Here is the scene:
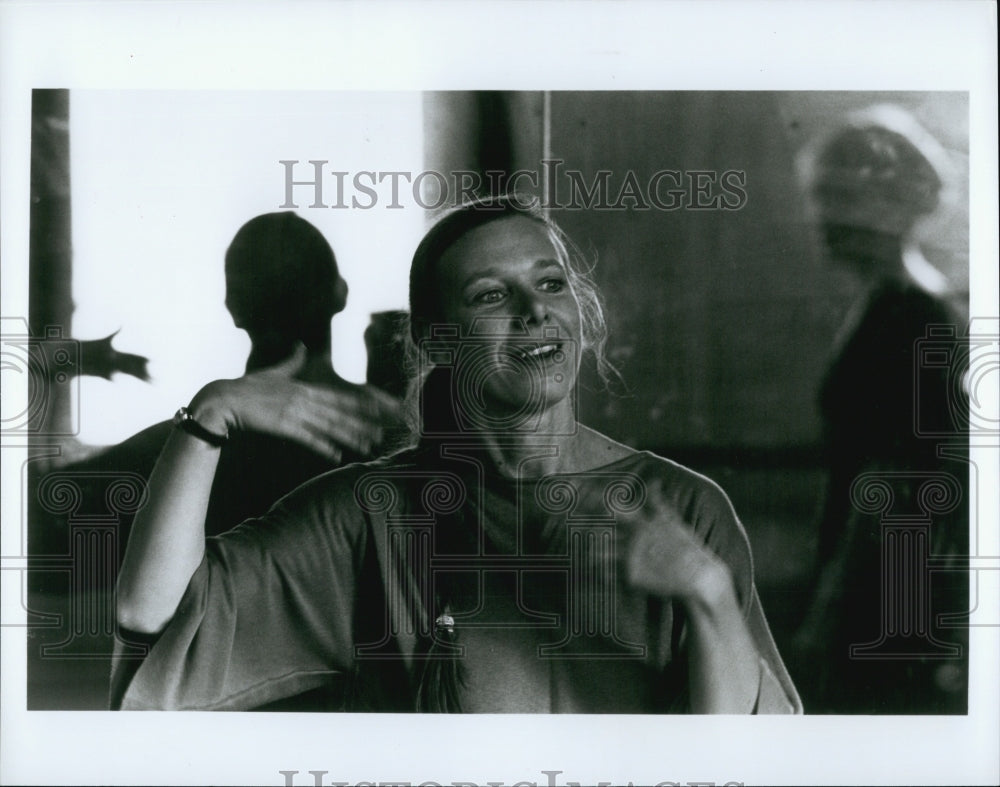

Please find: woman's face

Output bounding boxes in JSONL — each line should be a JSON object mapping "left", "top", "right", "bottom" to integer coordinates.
{"left": 430, "top": 214, "right": 583, "bottom": 424}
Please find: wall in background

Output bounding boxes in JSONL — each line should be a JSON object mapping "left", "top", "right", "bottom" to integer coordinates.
{"left": 547, "top": 91, "right": 968, "bottom": 451}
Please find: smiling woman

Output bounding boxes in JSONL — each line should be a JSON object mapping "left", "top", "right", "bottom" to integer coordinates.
{"left": 407, "top": 205, "right": 588, "bottom": 445}
{"left": 112, "top": 195, "right": 801, "bottom": 714}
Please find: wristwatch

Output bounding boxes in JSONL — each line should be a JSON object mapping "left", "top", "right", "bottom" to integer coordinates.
{"left": 172, "top": 406, "right": 229, "bottom": 447}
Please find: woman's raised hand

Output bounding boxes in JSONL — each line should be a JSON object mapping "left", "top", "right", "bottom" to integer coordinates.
{"left": 188, "top": 345, "right": 402, "bottom": 462}
{"left": 618, "top": 484, "right": 733, "bottom": 606}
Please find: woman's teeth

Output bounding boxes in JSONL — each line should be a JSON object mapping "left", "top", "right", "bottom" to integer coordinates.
{"left": 507, "top": 342, "right": 564, "bottom": 361}
{"left": 527, "top": 344, "right": 559, "bottom": 357}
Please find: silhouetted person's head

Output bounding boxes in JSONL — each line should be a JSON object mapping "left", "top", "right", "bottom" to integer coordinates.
{"left": 811, "top": 108, "right": 945, "bottom": 277}
{"left": 224, "top": 212, "right": 347, "bottom": 369}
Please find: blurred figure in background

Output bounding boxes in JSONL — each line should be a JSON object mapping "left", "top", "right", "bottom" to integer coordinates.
{"left": 794, "top": 107, "right": 969, "bottom": 713}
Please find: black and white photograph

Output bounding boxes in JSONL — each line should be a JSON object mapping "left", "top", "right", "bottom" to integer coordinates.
{"left": 2, "top": 2, "right": 997, "bottom": 785}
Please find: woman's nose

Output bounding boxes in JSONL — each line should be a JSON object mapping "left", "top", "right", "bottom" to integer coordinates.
{"left": 515, "top": 289, "right": 549, "bottom": 324}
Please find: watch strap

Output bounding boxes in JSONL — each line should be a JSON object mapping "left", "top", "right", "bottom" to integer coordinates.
{"left": 172, "top": 406, "right": 229, "bottom": 447}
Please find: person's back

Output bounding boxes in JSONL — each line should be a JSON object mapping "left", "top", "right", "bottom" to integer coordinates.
{"left": 204, "top": 211, "right": 386, "bottom": 534}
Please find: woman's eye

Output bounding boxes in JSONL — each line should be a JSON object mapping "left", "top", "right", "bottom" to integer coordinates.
{"left": 540, "top": 278, "right": 566, "bottom": 293}
{"left": 474, "top": 289, "right": 506, "bottom": 305}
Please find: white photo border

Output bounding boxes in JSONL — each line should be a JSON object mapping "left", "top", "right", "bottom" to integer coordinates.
{"left": 1, "top": 2, "right": 997, "bottom": 786}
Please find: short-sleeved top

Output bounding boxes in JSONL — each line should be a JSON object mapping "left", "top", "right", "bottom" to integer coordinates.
{"left": 111, "top": 448, "right": 801, "bottom": 713}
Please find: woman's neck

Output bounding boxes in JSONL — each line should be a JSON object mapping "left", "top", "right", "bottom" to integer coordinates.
{"left": 466, "top": 405, "right": 634, "bottom": 480}
{"left": 468, "top": 399, "right": 578, "bottom": 479}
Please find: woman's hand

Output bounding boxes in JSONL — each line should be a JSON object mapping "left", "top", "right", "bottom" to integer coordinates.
{"left": 188, "top": 345, "right": 402, "bottom": 462}
{"left": 619, "top": 485, "right": 734, "bottom": 608}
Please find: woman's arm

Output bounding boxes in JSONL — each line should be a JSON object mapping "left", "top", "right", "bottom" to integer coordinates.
{"left": 675, "top": 564, "right": 762, "bottom": 713}
{"left": 624, "top": 486, "right": 766, "bottom": 713}
{"left": 115, "top": 420, "right": 223, "bottom": 634}
{"left": 116, "top": 347, "right": 397, "bottom": 635}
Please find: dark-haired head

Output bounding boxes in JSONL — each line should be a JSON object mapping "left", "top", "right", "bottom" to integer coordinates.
{"left": 225, "top": 212, "right": 347, "bottom": 360}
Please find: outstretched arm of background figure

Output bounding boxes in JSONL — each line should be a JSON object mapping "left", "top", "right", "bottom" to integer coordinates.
{"left": 78, "top": 330, "right": 151, "bottom": 381}
{"left": 116, "top": 345, "right": 399, "bottom": 635}
{"left": 623, "top": 487, "right": 764, "bottom": 714}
